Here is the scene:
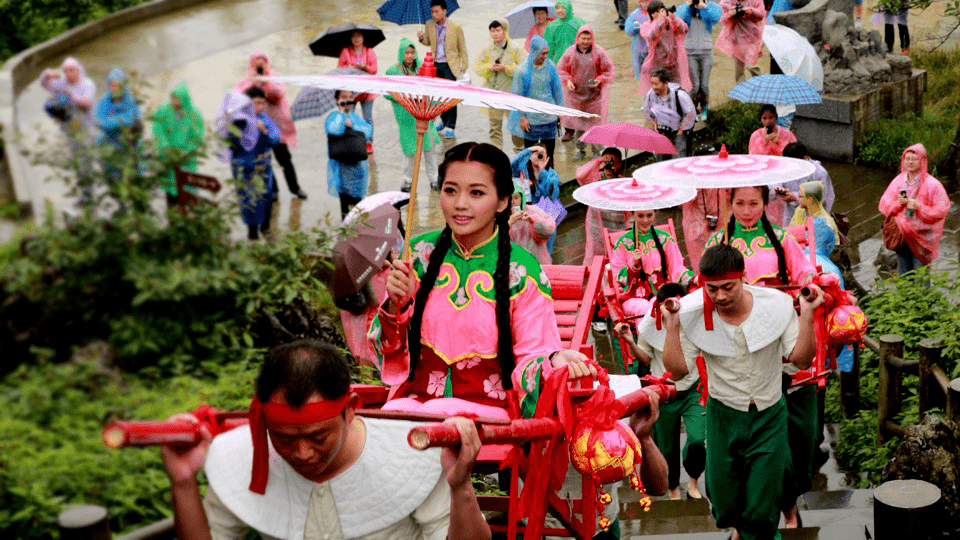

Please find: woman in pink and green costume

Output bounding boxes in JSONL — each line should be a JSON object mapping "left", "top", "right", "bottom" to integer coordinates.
{"left": 705, "top": 184, "right": 817, "bottom": 531}
{"left": 370, "top": 142, "right": 594, "bottom": 419}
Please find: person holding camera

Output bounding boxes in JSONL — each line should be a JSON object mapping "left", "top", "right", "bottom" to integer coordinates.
{"left": 624, "top": 0, "right": 651, "bottom": 80}
{"left": 235, "top": 51, "right": 307, "bottom": 200}
{"left": 41, "top": 57, "right": 97, "bottom": 204}
{"left": 576, "top": 148, "right": 629, "bottom": 263}
{"left": 337, "top": 30, "right": 379, "bottom": 155}
{"left": 557, "top": 26, "right": 616, "bottom": 161}
{"left": 476, "top": 19, "right": 526, "bottom": 153}
{"left": 716, "top": 0, "right": 765, "bottom": 83}
{"left": 642, "top": 69, "right": 696, "bottom": 160}
{"left": 748, "top": 105, "right": 797, "bottom": 224}
{"left": 95, "top": 68, "right": 143, "bottom": 182}
{"left": 878, "top": 143, "right": 950, "bottom": 275}
{"left": 676, "top": 0, "right": 722, "bottom": 122}
{"left": 638, "top": 0, "right": 691, "bottom": 98}
{"left": 326, "top": 90, "right": 373, "bottom": 219}
{"left": 508, "top": 179, "right": 556, "bottom": 265}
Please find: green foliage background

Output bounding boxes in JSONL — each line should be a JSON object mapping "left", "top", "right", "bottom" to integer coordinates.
{"left": 832, "top": 266, "right": 960, "bottom": 486}
{"left": 855, "top": 48, "right": 960, "bottom": 170}
{"left": 0, "top": 0, "right": 152, "bottom": 61}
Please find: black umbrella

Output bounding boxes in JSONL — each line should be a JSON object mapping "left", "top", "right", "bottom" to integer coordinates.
{"left": 309, "top": 23, "right": 386, "bottom": 58}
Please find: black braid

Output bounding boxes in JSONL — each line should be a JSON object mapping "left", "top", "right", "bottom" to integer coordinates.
{"left": 493, "top": 210, "right": 516, "bottom": 389}
{"left": 651, "top": 228, "right": 669, "bottom": 281}
{"left": 724, "top": 213, "right": 737, "bottom": 245}
{"left": 407, "top": 226, "right": 454, "bottom": 381}
{"left": 759, "top": 213, "right": 789, "bottom": 285}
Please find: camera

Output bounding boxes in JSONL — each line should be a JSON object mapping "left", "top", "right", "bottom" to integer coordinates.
{"left": 707, "top": 215, "right": 718, "bottom": 230}
{"left": 256, "top": 65, "right": 264, "bottom": 75}
{"left": 338, "top": 100, "right": 354, "bottom": 107}
{"left": 494, "top": 58, "right": 501, "bottom": 64}
{"left": 899, "top": 189, "right": 908, "bottom": 197}
{"left": 536, "top": 151, "right": 545, "bottom": 160}
{"left": 733, "top": 2, "right": 745, "bottom": 17}
{"left": 766, "top": 125, "right": 774, "bottom": 134}
{"left": 666, "top": 5, "right": 677, "bottom": 13}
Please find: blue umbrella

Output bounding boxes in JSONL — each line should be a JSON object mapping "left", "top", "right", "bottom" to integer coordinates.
{"left": 727, "top": 74, "right": 822, "bottom": 105}
{"left": 377, "top": 0, "right": 460, "bottom": 25}
{"left": 290, "top": 68, "right": 365, "bottom": 122}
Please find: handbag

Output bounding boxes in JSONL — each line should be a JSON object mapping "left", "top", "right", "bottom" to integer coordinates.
{"left": 328, "top": 126, "right": 367, "bottom": 164}
{"left": 881, "top": 214, "right": 904, "bottom": 251}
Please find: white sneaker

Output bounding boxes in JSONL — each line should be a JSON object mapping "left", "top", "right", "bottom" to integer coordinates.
{"left": 592, "top": 321, "right": 607, "bottom": 333}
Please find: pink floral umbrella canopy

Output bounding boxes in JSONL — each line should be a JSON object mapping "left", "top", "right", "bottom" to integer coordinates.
{"left": 573, "top": 177, "right": 697, "bottom": 211}
{"left": 633, "top": 147, "right": 816, "bottom": 188}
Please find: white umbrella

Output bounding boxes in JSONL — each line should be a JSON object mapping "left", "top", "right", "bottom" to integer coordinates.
{"left": 573, "top": 177, "right": 696, "bottom": 212}
{"left": 344, "top": 191, "right": 410, "bottom": 225}
{"left": 762, "top": 24, "right": 824, "bottom": 92}
{"left": 504, "top": 1, "right": 557, "bottom": 39}
{"left": 268, "top": 73, "right": 596, "bottom": 258}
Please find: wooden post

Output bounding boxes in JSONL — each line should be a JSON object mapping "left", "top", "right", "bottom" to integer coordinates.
{"left": 874, "top": 479, "right": 941, "bottom": 540}
{"left": 918, "top": 339, "right": 945, "bottom": 417}
{"left": 877, "top": 334, "right": 904, "bottom": 446}
{"left": 58, "top": 505, "right": 111, "bottom": 540}
{"left": 949, "top": 378, "right": 960, "bottom": 425}
{"left": 840, "top": 343, "right": 861, "bottom": 417}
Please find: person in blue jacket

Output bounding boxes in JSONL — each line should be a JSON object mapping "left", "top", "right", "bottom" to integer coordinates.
{"left": 511, "top": 146, "right": 561, "bottom": 254}
{"left": 326, "top": 89, "right": 373, "bottom": 219}
{"left": 228, "top": 86, "right": 280, "bottom": 240}
{"left": 624, "top": 1, "right": 651, "bottom": 80}
{"left": 95, "top": 67, "right": 142, "bottom": 180}
{"left": 675, "top": 0, "right": 721, "bottom": 121}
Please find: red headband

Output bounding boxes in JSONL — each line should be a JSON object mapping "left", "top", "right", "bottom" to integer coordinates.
{"left": 699, "top": 271, "right": 744, "bottom": 331}
{"left": 248, "top": 394, "right": 350, "bottom": 494}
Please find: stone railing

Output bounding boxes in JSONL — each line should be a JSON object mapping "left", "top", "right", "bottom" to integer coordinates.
{"left": 0, "top": 0, "right": 214, "bottom": 219}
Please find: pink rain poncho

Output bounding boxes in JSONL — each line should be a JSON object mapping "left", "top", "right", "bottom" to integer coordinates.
{"left": 749, "top": 125, "right": 797, "bottom": 225}
{"left": 337, "top": 46, "right": 378, "bottom": 103}
{"left": 878, "top": 144, "right": 951, "bottom": 265}
{"left": 715, "top": 0, "right": 766, "bottom": 66}
{"left": 234, "top": 51, "right": 297, "bottom": 147}
{"left": 556, "top": 26, "right": 616, "bottom": 132}
{"left": 339, "top": 268, "right": 388, "bottom": 368}
{"left": 638, "top": 15, "right": 692, "bottom": 97}
{"left": 681, "top": 188, "right": 724, "bottom": 271}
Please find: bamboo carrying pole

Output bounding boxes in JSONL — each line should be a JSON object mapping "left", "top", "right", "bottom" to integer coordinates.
{"left": 384, "top": 92, "right": 461, "bottom": 260}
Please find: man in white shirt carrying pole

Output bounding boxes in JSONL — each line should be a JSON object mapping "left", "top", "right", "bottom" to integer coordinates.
{"left": 659, "top": 245, "right": 822, "bottom": 540}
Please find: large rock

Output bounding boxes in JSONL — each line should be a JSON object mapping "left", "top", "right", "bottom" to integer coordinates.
{"left": 882, "top": 414, "right": 960, "bottom": 536}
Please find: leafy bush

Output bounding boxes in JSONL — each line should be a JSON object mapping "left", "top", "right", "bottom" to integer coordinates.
{"left": 854, "top": 111, "right": 955, "bottom": 170}
{"left": 0, "top": 0, "right": 153, "bottom": 60}
{"left": 0, "top": 357, "right": 257, "bottom": 538}
{"left": 832, "top": 265, "right": 960, "bottom": 485}
{"left": 700, "top": 102, "right": 761, "bottom": 155}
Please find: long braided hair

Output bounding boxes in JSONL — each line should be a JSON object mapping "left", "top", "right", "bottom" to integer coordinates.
{"left": 407, "top": 142, "right": 517, "bottom": 388}
{"left": 726, "top": 186, "right": 789, "bottom": 285}
{"left": 632, "top": 211, "right": 670, "bottom": 283}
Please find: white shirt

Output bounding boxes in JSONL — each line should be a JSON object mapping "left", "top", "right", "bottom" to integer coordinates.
{"left": 677, "top": 285, "right": 799, "bottom": 412}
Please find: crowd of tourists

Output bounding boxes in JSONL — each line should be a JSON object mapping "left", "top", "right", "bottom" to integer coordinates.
{"left": 37, "top": 1, "right": 951, "bottom": 540}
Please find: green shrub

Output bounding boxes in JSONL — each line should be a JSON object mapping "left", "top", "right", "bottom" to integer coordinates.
{"left": 700, "top": 102, "right": 761, "bottom": 155}
{"left": 831, "top": 265, "right": 960, "bottom": 484}
{"left": 854, "top": 111, "right": 955, "bottom": 170}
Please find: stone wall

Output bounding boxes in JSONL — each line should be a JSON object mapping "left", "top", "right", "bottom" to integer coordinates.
{"left": 792, "top": 69, "right": 927, "bottom": 161}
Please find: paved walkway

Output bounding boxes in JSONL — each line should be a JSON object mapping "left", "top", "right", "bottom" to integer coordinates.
{"left": 9, "top": 0, "right": 959, "bottom": 254}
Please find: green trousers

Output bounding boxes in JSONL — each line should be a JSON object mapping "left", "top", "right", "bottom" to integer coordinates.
{"left": 783, "top": 385, "right": 818, "bottom": 510}
{"left": 705, "top": 396, "right": 789, "bottom": 540}
{"left": 653, "top": 385, "right": 707, "bottom": 489}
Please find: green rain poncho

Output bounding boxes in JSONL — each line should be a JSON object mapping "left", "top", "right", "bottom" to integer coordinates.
{"left": 152, "top": 81, "right": 204, "bottom": 196}
{"left": 384, "top": 38, "right": 440, "bottom": 156}
{"left": 543, "top": 0, "right": 586, "bottom": 64}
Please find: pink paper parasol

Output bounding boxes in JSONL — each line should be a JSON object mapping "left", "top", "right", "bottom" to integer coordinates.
{"left": 269, "top": 73, "right": 595, "bottom": 259}
{"left": 573, "top": 177, "right": 696, "bottom": 212}
{"left": 579, "top": 123, "right": 677, "bottom": 155}
{"left": 631, "top": 145, "right": 815, "bottom": 189}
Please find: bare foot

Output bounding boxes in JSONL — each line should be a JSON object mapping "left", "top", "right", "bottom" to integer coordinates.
{"left": 687, "top": 478, "right": 702, "bottom": 499}
{"left": 668, "top": 487, "right": 682, "bottom": 500}
{"left": 730, "top": 529, "right": 741, "bottom": 540}
{"left": 783, "top": 505, "right": 799, "bottom": 528}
